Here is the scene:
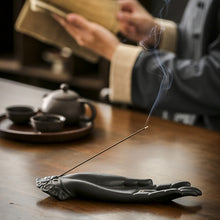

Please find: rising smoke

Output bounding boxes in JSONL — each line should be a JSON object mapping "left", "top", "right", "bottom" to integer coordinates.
{"left": 139, "top": 0, "right": 173, "bottom": 125}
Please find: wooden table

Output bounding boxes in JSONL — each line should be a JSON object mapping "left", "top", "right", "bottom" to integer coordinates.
{"left": 0, "top": 78, "right": 220, "bottom": 220}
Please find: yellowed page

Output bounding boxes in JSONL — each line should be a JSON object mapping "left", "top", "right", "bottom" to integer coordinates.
{"left": 15, "top": 1, "right": 100, "bottom": 63}
{"left": 35, "top": 0, "right": 119, "bottom": 33}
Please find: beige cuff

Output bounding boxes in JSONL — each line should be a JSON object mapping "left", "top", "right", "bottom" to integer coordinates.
{"left": 109, "top": 44, "right": 142, "bottom": 104}
{"left": 155, "top": 18, "right": 177, "bottom": 53}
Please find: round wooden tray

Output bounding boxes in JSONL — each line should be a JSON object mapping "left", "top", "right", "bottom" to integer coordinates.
{"left": 0, "top": 115, "right": 93, "bottom": 143}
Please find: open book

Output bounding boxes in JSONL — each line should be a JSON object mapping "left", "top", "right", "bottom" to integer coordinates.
{"left": 15, "top": 0, "right": 119, "bottom": 63}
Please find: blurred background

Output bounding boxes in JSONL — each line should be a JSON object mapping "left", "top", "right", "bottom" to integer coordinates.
{"left": 0, "top": 0, "right": 188, "bottom": 101}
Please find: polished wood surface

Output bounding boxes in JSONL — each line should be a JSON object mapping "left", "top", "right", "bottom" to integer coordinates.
{"left": 0, "top": 78, "right": 220, "bottom": 220}
{"left": 0, "top": 115, "right": 93, "bottom": 143}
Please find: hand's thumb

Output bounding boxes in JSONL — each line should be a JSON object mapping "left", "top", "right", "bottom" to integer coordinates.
{"left": 117, "top": 11, "right": 134, "bottom": 23}
{"left": 66, "top": 14, "right": 89, "bottom": 29}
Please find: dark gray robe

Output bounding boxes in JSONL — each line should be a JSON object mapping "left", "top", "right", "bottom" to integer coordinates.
{"left": 132, "top": 0, "right": 220, "bottom": 131}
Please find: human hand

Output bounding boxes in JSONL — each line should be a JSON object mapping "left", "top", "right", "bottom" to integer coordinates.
{"left": 117, "top": 0, "right": 161, "bottom": 47}
{"left": 53, "top": 14, "right": 120, "bottom": 61}
{"left": 133, "top": 181, "right": 202, "bottom": 203}
{"left": 36, "top": 174, "right": 202, "bottom": 202}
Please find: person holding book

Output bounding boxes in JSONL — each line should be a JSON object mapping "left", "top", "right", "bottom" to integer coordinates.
{"left": 53, "top": 0, "right": 220, "bottom": 131}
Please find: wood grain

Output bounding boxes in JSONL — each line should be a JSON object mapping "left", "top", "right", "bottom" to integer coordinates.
{"left": 0, "top": 78, "right": 220, "bottom": 220}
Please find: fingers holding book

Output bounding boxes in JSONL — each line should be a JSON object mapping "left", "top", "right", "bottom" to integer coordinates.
{"left": 52, "top": 13, "right": 119, "bottom": 61}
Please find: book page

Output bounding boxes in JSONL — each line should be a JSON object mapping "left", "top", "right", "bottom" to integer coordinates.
{"left": 15, "top": 1, "right": 100, "bottom": 63}
{"left": 33, "top": 0, "right": 119, "bottom": 33}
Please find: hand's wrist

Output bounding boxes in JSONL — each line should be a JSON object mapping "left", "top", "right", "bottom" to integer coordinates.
{"left": 149, "top": 20, "right": 162, "bottom": 48}
{"left": 140, "top": 19, "right": 162, "bottom": 49}
{"left": 105, "top": 40, "right": 120, "bottom": 61}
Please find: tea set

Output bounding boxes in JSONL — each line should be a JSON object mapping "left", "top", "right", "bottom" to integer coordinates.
{"left": 6, "top": 83, "right": 96, "bottom": 132}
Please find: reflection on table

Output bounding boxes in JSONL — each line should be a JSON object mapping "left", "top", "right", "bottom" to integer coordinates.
{"left": 0, "top": 78, "right": 220, "bottom": 220}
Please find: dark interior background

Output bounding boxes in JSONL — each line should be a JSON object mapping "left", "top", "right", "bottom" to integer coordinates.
{"left": 149, "top": 0, "right": 189, "bottom": 22}
{"left": 0, "top": 0, "right": 189, "bottom": 101}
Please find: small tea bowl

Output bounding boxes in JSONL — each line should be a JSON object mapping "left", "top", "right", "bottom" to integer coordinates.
{"left": 30, "top": 114, "right": 66, "bottom": 132}
{"left": 6, "top": 105, "right": 36, "bottom": 124}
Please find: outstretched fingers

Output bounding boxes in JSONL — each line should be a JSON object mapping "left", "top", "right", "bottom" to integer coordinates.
{"left": 179, "top": 186, "right": 202, "bottom": 197}
{"left": 172, "top": 181, "right": 191, "bottom": 188}
{"left": 149, "top": 181, "right": 202, "bottom": 202}
{"left": 124, "top": 178, "right": 153, "bottom": 187}
{"left": 147, "top": 186, "right": 201, "bottom": 202}
{"left": 156, "top": 181, "right": 191, "bottom": 190}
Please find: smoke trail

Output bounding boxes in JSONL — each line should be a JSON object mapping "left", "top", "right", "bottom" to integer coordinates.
{"left": 158, "top": 0, "right": 171, "bottom": 18}
{"left": 139, "top": 0, "right": 173, "bottom": 126}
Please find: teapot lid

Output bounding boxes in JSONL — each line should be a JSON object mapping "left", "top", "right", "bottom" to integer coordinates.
{"left": 48, "top": 84, "right": 79, "bottom": 101}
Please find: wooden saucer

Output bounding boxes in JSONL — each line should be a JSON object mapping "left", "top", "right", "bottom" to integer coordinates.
{"left": 0, "top": 114, "right": 93, "bottom": 143}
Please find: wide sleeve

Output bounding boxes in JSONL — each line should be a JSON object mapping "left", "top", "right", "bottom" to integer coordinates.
{"left": 109, "top": 44, "right": 142, "bottom": 103}
{"left": 132, "top": 34, "right": 220, "bottom": 115}
{"left": 109, "top": 19, "right": 178, "bottom": 104}
{"left": 155, "top": 18, "right": 178, "bottom": 53}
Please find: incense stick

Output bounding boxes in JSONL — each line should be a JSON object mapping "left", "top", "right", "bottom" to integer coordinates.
{"left": 58, "top": 126, "right": 148, "bottom": 177}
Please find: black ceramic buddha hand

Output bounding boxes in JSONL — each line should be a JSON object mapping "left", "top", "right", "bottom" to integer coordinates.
{"left": 36, "top": 173, "right": 202, "bottom": 202}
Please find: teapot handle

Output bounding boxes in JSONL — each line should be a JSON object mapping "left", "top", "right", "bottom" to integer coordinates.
{"left": 78, "top": 99, "right": 96, "bottom": 122}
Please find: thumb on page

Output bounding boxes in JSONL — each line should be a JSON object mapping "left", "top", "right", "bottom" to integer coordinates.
{"left": 66, "top": 14, "right": 90, "bottom": 30}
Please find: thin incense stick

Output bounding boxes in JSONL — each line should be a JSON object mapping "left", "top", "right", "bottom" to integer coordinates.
{"left": 59, "top": 126, "right": 148, "bottom": 177}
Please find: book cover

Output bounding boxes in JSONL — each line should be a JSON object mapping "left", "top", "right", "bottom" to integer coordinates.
{"left": 15, "top": 0, "right": 119, "bottom": 63}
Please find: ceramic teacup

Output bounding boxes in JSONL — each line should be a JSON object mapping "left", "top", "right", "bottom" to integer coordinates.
{"left": 6, "top": 105, "right": 36, "bottom": 124}
{"left": 30, "top": 114, "right": 66, "bottom": 132}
